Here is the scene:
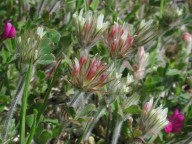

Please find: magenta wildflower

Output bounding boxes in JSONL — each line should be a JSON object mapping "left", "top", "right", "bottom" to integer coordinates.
{"left": 164, "top": 109, "right": 184, "bottom": 133}
{"left": 2, "top": 20, "right": 16, "bottom": 40}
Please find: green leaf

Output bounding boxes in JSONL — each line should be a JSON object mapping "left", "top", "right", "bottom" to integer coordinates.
{"left": 76, "top": 0, "right": 84, "bottom": 10}
{"left": 90, "top": 0, "right": 99, "bottom": 10}
{"left": 36, "top": 71, "right": 46, "bottom": 80}
{"left": 37, "top": 130, "right": 52, "bottom": 144}
{"left": 44, "top": 118, "right": 58, "bottom": 124}
{"left": 67, "top": 106, "right": 76, "bottom": 118}
{"left": 166, "top": 69, "right": 181, "bottom": 76}
{"left": 39, "top": 38, "right": 52, "bottom": 55}
{"left": 124, "top": 105, "right": 141, "bottom": 115}
{"left": 125, "top": 5, "right": 140, "bottom": 21}
{"left": 45, "top": 29, "right": 61, "bottom": 43}
{"left": 38, "top": 54, "right": 55, "bottom": 65}
{"left": 26, "top": 114, "right": 35, "bottom": 128}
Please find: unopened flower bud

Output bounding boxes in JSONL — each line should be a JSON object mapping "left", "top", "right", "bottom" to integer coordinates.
{"left": 144, "top": 98, "right": 153, "bottom": 113}
{"left": 99, "top": 74, "right": 108, "bottom": 83}
{"left": 87, "top": 65, "right": 97, "bottom": 80}
{"left": 128, "top": 117, "right": 133, "bottom": 127}
{"left": 79, "top": 51, "right": 88, "bottom": 65}
{"left": 182, "top": 32, "right": 192, "bottom": 44}
{"left": 133, "top": 47, "right": 148, "bottom": 80}
{"left": 73, "top": 58, "right": 80, "bottom": 77}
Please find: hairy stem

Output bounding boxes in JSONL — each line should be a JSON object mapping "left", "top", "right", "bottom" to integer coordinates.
{"left": 81, "top": 106, "right": 106, "bottom": 142}
{"left": 111, "top": 120, "right": 123, "bottom": 144}
{"left": 185, "top": 41, "right": 192, "bottom": 64}
{"left": 20, "top": 62, "right": 33, "bottom": 144}
{"left": 3, "top": 76, "right": 24, "bottom": 142}
{"left": 69, "top": 91, "right": 85, "bottom": 109}
{"left": 105, "top": 106, "right": 112, "bottom": 144}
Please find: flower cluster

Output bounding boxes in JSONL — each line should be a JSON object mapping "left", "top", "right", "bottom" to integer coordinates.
{"left": 104, "top": 22, "right": 134, "bottom": 59}
{"left": 107, "top": 70, "right": 134, "bottom": 95}
{"left": 16, "top": 27, "right": 49, "bottom": 65}
{"left": 1, "top": 20, "right": 16, "bottom": 40}
{"left": 73, "top": 9, "right": 109, "bottom": 49}
{"left": 138, "top": 98, "right": 168, "bottom": 139}
{"left": 164, "top": 109, "right": 184, "bottom": 133}
{"left": 68, "top": 51, "right": 109, "bottom": 92}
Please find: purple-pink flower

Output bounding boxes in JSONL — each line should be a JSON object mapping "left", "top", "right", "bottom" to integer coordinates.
{"left": 2, "top": 20, "right": 16, "bottom": 40}
{"left": 164, "top": 109, "right": 184, "bottom": 133}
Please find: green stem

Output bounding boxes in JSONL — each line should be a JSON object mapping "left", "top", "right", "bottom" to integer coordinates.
{"left": 84, "top": 0, "right": 88, "bottom": 11}
{"left": 19, "top": 62, "right": 33, "bottom": 144}
{"left": 36, "top": 60, "right": 61, "bottom": 125}
{"left": 26, "top": 110, "right": 38, "bottom": 144}
{"left": 18, "top": 0, "right": 22, "bottom": 19}
{"left": 81, "top": 106, "right": 106, "bottom": 142}
{"left": 5, "top": 67, "right": 11, "bottom": 96}
{"left": 105, "top": 106, "right": 112, "bottom": 144}
{"left": 0, "top": 41, "right": 4, "bottom": 51}
{"left": 182, "top": 93, "right": 192, "bottom": 113}
{"left": 160, "top": 0, "right": 165, "bottom": 18}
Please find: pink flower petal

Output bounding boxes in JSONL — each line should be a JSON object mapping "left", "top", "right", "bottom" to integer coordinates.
{"left": 2, "top": 21, "right": 12, "bottom": 39}
{"left": 164, "top": 122, "right": 173, "bottom": 133}
{"left": 8, "top": 26, "right": 16, "bottom": 38}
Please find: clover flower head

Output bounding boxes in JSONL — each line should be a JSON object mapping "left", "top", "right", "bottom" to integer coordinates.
{"left": 138, "top": 98, "right": 168, "bottom": 139}
{"left": 104, "top": 22, "right": 134, "bottom": 59}
{"left": 68, "top": 51, "right": 110, "bottom": 92}
{"left": 73, "top": 9, "right": 109, "bottom": 49}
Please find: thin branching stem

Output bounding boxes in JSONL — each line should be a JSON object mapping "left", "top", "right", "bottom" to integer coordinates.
{"left": 36, "top": 60, "right": 61, "bottom": 125}
{"left": 160, "top": 0, "right": 165, "bottom": 18}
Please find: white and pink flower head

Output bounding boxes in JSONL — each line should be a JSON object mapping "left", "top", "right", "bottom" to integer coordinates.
{"left": 104, "top": 22, "right": 134, "bottom": 59}
{"left": 68, "top": 51, "right": 110, "bottom": 92}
